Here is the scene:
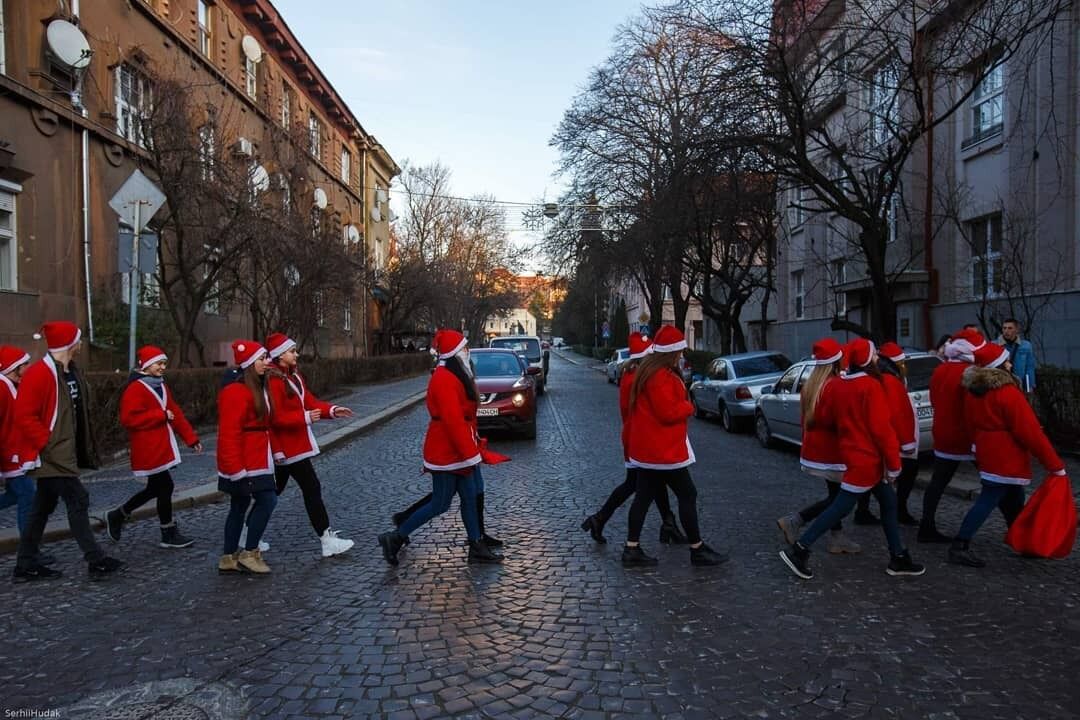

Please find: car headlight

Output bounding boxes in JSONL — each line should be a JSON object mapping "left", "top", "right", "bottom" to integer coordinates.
{"left": 512, "top": 393, "right": 526, "bottom": 407}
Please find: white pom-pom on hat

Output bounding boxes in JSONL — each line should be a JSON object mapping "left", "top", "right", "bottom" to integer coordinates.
{"left": 33, "top": 333, "right": 42, "bottom": 340}
{"left": 237, "top": 343, "right": 246, "bottom": 352}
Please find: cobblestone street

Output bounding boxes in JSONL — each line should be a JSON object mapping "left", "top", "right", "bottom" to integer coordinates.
{"left": 2, "top": 354, "right": 1079, "bottom": 719}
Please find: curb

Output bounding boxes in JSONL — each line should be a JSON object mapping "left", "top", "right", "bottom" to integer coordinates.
{"left": 553, "top": 350, "right": 607, "bottom": 374}
{"left": 0, "top": 390, "right": 427, "bottom": 554}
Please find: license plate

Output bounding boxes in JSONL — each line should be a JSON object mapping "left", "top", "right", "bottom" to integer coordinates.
{"left": 477, "top": 408, "right": 499, "bottom": 417}
{"left": 917, "top": 406, "right": 933, "bottom": 419}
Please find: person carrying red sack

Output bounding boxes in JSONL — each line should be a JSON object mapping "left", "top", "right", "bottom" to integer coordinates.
{"left": 378, "top": 329, "right": 503, "bottom": 566}
{"left": 106, "top": 346, "right": 202, "bottom": 549}
{"left": 948, "top": 343, "right": 1068, "bottom": 568}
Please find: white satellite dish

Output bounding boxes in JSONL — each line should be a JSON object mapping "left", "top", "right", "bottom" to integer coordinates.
{"left": 313, "top": 188, "right": 328, "bottom": 209}
{"left": 250, "top": 164, "right": 270, "bottom": 194}
{"left": 346, "top": 225, "right": 361, "bottom": 244}
{"left": 46, "top": 20, "right": 92, "bottom": 70}
{"left": 241, "top": 35, "right": 263, "bottom": 63}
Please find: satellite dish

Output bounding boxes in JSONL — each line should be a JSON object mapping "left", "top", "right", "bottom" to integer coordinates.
{"left": 313, "top": 188, "right": 328, "bottom": 209}
{"left": 46, "top": 20, "right": 92, "bottom": 70}
{"left": 241, "top": 35, "right": 263, "bottom": 63}
{"left": 346, "top": 225, "right": 361, "bottom": 244}
{"left": 250, "top": 164, "right": 270, "bottom": 194}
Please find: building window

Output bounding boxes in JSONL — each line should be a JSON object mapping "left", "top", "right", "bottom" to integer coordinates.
{"left": 244, "top": 56, "right": 257, "bottom": 99}
{"left": 0, "top": 1, "right": 7, "bottom": 76}
{"left": 0, "top": 190, "right": 17, "bottom": 291}
{"left": 115, "top": 64, "right": 152, "bottom": 147}
{"left": 793, "top": 270, "right": 804, "bottom": 319}
{"left": 308, "top": 112, "right": 322, "bottom": 158}
{"left": 315, "top": 292, "right": 325, "bottom": 327}
{"left": 831, "top": 260, "right": 846, "bottom": 316}
{"left": 343, "top": 301, "right": 352, "bottom": 332}
{"left": 198, "top": 1, "right": 212, "bottom": 57}
{"left": 969, "top": 213, "right": 1003, "bottom": 297}
{"left": 311, "top": 206, "right": 322, "bottom": 240}
{"left": 791, "top": 186, "right": 808, "bottom": 229}
{"left": 887, "top": 192, "right": 899, "bottom": 243}
{"left": 340, "top": 148, "right": 351, "bottom": 186}
{"left": 198, "top": 124, "right": 215, "bottom": 180}
{"left": 280, "top": 82, "right": 291, "bottom": 129}
{"left": 869, "top": 64, "right": 899, "bottom": 146}
{"left": 970, "top": 61, "right": 1004, "bottom": 144}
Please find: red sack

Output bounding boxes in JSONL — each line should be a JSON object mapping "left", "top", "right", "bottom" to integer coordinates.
{"left": 479, "top": 437, "right": 511, "bottom": 465}
{"left": 1005, "top": 475, "right": 1077, "bottom": 559}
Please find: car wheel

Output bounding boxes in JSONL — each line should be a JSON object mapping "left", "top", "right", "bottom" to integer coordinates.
{"left": 755, "top": 412, "right": 775, "bottom": 449}
{"left": 607, "top": 374, "right": 614, "bottom": 384}
{"left": 521, "top": 420, "right": 537, "bottom": 440}
{"left": 537, "top": 380, "right": 546, "bottom": 396}
{"left": 720, "top": 403, "right": 738, "bottom": 433}
{"left": 692, "top": 393, "right": 707, "bottom": 419}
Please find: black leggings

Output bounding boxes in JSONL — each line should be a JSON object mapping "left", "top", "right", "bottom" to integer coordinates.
{"left": 895, "top": 457, "right": 919, "bottom": 514}
{"left": 597, "top": 468, "right": 675, "bottom": 522}
{"left": 798, "top": 480, "right": 843, "bottom": 531}
{"left": 921, "top": 457, "right": 961, "bottom": 529}
{"left": 275, "top": 459, "right": 330, "bottom": 536}
{"left": 122, "top": 471, "right": 174, "bottom": 525}
{"left": 626, "top": 468, "right": 702, "bottom": 544}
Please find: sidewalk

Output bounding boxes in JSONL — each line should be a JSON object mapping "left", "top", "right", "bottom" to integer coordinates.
{"left": 0, "top": 373, "right": 429, "bottom": 552}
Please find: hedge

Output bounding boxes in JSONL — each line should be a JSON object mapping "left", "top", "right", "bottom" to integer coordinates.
{"left": 84, "top": 353, "right": 432, "bottom": 459}
{"left": 1034, "top": 367, "right": 1080, "bottom": 452}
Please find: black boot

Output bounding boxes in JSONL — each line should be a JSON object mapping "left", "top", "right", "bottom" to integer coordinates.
{"left": 378, "top": 531, "right": 406, "bottom": 566}
{"left": 468, "top": 539, "right": 503, "bottom": 564}
{"left": 659, "top": 513, "right": 689, "bottom": 544}
{"left": 476, "top": 493, "right": 502, "bottom": 548}
{"left": 621, "top": 545, "right": 658, "bottom": 567}
{"left": 106, "top": 507, "right": 127, "bottom": 542}
{"left": 947, "top": 539, "right": 985, "bottom": 568}
{"left": 690, "top": 542, "right": 729, "bottom": 566}
{"left": 917, "top": 523, "right": 952, "bottom": 543}
{"left": 580, "top": 513, "right": 608, "bottom": 544}
{"left": 159, "top": 523, "right": 195, "bottom": 549}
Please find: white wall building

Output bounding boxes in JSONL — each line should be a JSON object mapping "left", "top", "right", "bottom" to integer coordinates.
{"left": 484, "top": 308, "right": 537, "bottom": 338}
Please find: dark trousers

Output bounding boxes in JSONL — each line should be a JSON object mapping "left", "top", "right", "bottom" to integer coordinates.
{"left": 626, "top": 468, "right": 702, "bottom": 544}
{"left": 275, "top": 459, "right": 330, "bottom": 536}
{"left": 921, "top": 457, "right": 961, "bottom": 530}
{"left": 225, "top": 489, "right": 277, "bottom": 554}
{"left": 121, "top": 471, "right": 174, "bottom": 525}
{"left": 895, "top": 458, "right": 919, "bottom": 514}
{"left": 16, "top": 476, "right": 105, "bottom": 568}
{"left": 800, "top": 483, "right": 905, "bottom": 556}
{"left": 957, "top": 481, "right": 1025, "bottom": 541}
{"left": 596, "top": 468, "right": 675, "bottom": 522}
{"left": 797, "top": 480, "right": 843, "bottom": 531}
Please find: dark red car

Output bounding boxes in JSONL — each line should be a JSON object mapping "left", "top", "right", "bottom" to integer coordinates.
{"left": 470, "top": 348, "right": 539, "bottom": 439}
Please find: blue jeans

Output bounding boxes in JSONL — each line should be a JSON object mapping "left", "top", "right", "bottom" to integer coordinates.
{"left": 399, "top": 467, "right": 481, "bottom": 541}
{"left": 957, "top": 481, "right": 1025, "bottom": 541}
{"left": 799, "top": 482, "right": 905, "bottom": 556}
{"left": 222, "top": 486, "right": 278, "bottom": 554}
{"left": 0, "top": 475, "right": 34, "bottom": 534}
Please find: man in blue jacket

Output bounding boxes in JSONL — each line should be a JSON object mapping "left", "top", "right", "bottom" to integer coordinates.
{"left": 997, "top": 318, "right": 1036, "bottom": 394}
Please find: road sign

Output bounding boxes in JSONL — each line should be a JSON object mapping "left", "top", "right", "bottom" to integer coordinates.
{"left": 108, "top": 169, "right": 165, "bottom": 232}
{"left": 117, "top": 232, "right": 158, "bottom": 274}
{"left": 601, "top": 321, "right": 611, "bottom": 339}
{"left": 639, "top": 324, "right": 651, "bottom": 335}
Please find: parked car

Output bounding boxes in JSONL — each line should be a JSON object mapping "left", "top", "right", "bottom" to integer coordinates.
{"left": 489, "top": 335, "right": 549, "bottom": 394}
{"left": 678, "top": 354, "right": 693, "bottom": 386}
{"left": 754, "top": 351, "right": 941, "bottom": 451}
{"left": 552, "top": 337, "right": 565, "bottom": 348}
{"left": 606, "top": 348, "right": 631, "bottom": 384}
{"left": 470, "top": 348, "right": 540, "bottom": 439}
{"left": 689, "top": 351, "right": 793, "bottom": 432}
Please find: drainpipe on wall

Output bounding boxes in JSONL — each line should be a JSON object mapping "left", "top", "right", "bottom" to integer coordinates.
{"left": 360, "top": 146, "right": 369, "bottom": 357}
{"left": 922, "top": 38, "right": 936, "bottom": 351}
{"left": 73, "top": 0, "right": 95, "bottom": 342}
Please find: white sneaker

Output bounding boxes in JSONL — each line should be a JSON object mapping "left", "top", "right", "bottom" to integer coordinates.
{"left": 239, "top": 526, "right": 270, "bottom": 553}
{"left": 320, "top": 529, "right": 354, "bottom": 558}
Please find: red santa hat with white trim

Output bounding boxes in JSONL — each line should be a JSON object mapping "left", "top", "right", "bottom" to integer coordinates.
{"left": 0, "top": 345, "right": 31, "bottom": 376}
{"left": 973, "top": 342, "right": 1010, "bottom": 369}
{"left": 651, "top": 325, "right": 687, "bottom": 353}
{"left": 136, "top": 345, "right": 168, "bottom": 370}
{"left": 231, "top": 339, "right": 267, "bottom": 368}
{"left": 846, "top": 338, "right": 877, "bottom": 369}
{"left": 264, "top": 332, "right": 296, "bottom": 360}
{"left": 33, "top": 321, "right": 81, "bottom": 353}
{"left": 810, "top": 338, "right": 844, "bottom": 366}
{"left": 432, "top": 329, "right": 468, "bottom": 361}
{"left": 944, "top": 327, "right": 986, "bottom": 362}
{"left": 628, "top": 331, "right": 652, "bottom": 360}
{"left": 879, "top": 341, "right": 906, "bottom": 363}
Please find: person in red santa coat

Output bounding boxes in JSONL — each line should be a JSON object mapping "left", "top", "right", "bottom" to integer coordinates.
{"left": 877, "top": 342, "right": 920, "bottom": 525}
{"left": 0, "top": 346, "right": 36, "bottom": 537}
{"left": 919, "top": 327, "right": 986, "bottom": 542}
{"left": 779, "top": 339, "right": 925, "bottom": 580}
{"left": 263, "top": 333, "right": 355, "bottom": 558}
{"left": 216, "top": 340, "right": 278, "bottom": 574}
{"left": 948, "top": 343, "right": 1068, "bottom": 567}
{"left": 580, "top": 332, "right": 687, "bottom": 545}
{"left": 776, "top": 338, "right": 861, "bottom": 555}
{"left": 13, "top": 322, "right": 124, "bottom": 581}
{"left": 622, "top": 325, "right": 727, "bottom": 567}
{"left": 378, "top": 329, "right": 504, "bottom": 566}
{"left": 105, "top": 346, "right": 202, "bottom": 549}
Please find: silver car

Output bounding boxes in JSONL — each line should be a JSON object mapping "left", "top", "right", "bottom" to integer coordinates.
{"left": 689, "top": 351, "right": 793, "bottom": 433}
{"left": 606, "top": 348, "right": 630, "bottom": 384}
{"left": 753, "top": 351, "right": 941, "bottom": 451}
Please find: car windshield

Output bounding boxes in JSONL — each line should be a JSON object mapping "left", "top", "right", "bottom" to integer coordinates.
{"left": 490, "top": 338, "right": 541, "bottom": 362}
{"left": 904, "top": 355, "right": 940, "bottom": 392}
{"left": 472, "top": 352, "right": 523, "bottom": 377}
{"left": 731, "top": 354, "right": 791, "bottom": 378}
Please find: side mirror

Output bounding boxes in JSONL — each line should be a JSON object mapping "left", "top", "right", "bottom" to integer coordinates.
{"left": 760, "top": 385, "right": 773, "bottom": 395}
{"left": 526, "top": 366, "right": 542, "bottom": 376}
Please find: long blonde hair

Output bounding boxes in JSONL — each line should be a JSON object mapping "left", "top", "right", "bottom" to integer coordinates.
{"left": 801, "top": 362, "right": 840, "bottom": 428}
{"left": 630, "top": 351, "right": 682, "bottom": 410}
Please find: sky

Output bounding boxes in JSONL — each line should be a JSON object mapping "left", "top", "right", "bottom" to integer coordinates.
{"left": 273, "top": 0, "right": 647, "bottom": 262}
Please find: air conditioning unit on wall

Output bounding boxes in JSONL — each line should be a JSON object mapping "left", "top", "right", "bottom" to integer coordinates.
{"left": 232, "top": 138, "right": 254, "bottom": 157}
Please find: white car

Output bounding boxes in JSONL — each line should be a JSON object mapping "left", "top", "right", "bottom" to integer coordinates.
{"left": 489, "top": 335, "right": 549, "bottom": 395}
{"left": 605, "top": 348, "right": 630, "bottom": 384}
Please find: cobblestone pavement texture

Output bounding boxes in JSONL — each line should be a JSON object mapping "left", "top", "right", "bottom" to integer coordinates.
{"left": 1, "top": 355, "right": 1079, "bottom": 719}
{"left": 0, "top": 374, "right": 429, "bottom": 532}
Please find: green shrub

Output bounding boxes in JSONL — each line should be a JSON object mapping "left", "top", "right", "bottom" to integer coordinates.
{"left": 1033, "top": 366, "right": 1080, "bottom": 452}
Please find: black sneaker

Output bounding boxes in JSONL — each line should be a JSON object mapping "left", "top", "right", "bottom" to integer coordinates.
{"left": 467, "top": 539, "right": 504, "bottom": 564}
{"left": 159, "top": 524, "right": 195, "bottom": 549}
{"left": 690, "top": 543, "right": 729, "bottom": 566}
{"left": 853, "top": 511, "right": 880, "bottom": 526}
{"left": 580, "top": 514, "right": 607, "bottom": 544}
{"left": 88, "top": 556, "right": 126, "bottom": 578}
{"left": 947, "top": 541, "right": 986, "bottom": 568}
{"left": 105, "top": 508, "right": 125, "bottom": 542}
{"left": 917, "top": 526, "right": 953, "bottom": 543}
{"left": 378, "top": 531, "right": 406, "bottom": 566}
{"left": 621, "top": 545, "right": 658, "bottom": 567}
{"left": 779, "top": 542, "right": 813, "bottom": 579}
{"left": 886, "top": 550, "right": 926, "bottom": 576}
{"left": 13, "top": 564, "right": 63, "bottom": 583}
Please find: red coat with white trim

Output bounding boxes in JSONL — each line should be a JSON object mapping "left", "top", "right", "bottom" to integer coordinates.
{"left": 0, "top": 375, "right": 22, "bottom": 478}
{"left": 816, "top": 372, "right": 901, "bottom": 491}
{"left": 12, "top": 356, "right": 60, "bottom": 472}
{"left": 619, "top": 366, "right": 637, "bottom": 466}
{"left": 962, "top": 366, "right": 1065, "bottom": 485}
{"left": 881, "top": 372, "right": 918, "bottom": 457}
{"left": 119, "top": 374, "right": 198, "bottom": 477}
{"left": 422, "top": 365, "right": 481, "bottom": 472}
{"left": 216, "top": 372, "right": 273, "bottom": 480}
{"left": 800, "top": 376, "right": 845, "bottom": 476}
{"left": 266, "top": 365, "right": 337, "bottom": 465}
{"left": 627, "top": 366, "right": 695, "bottom": 470}
{"left": 930, "top": 360, "right": 973, "bottom": 460}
